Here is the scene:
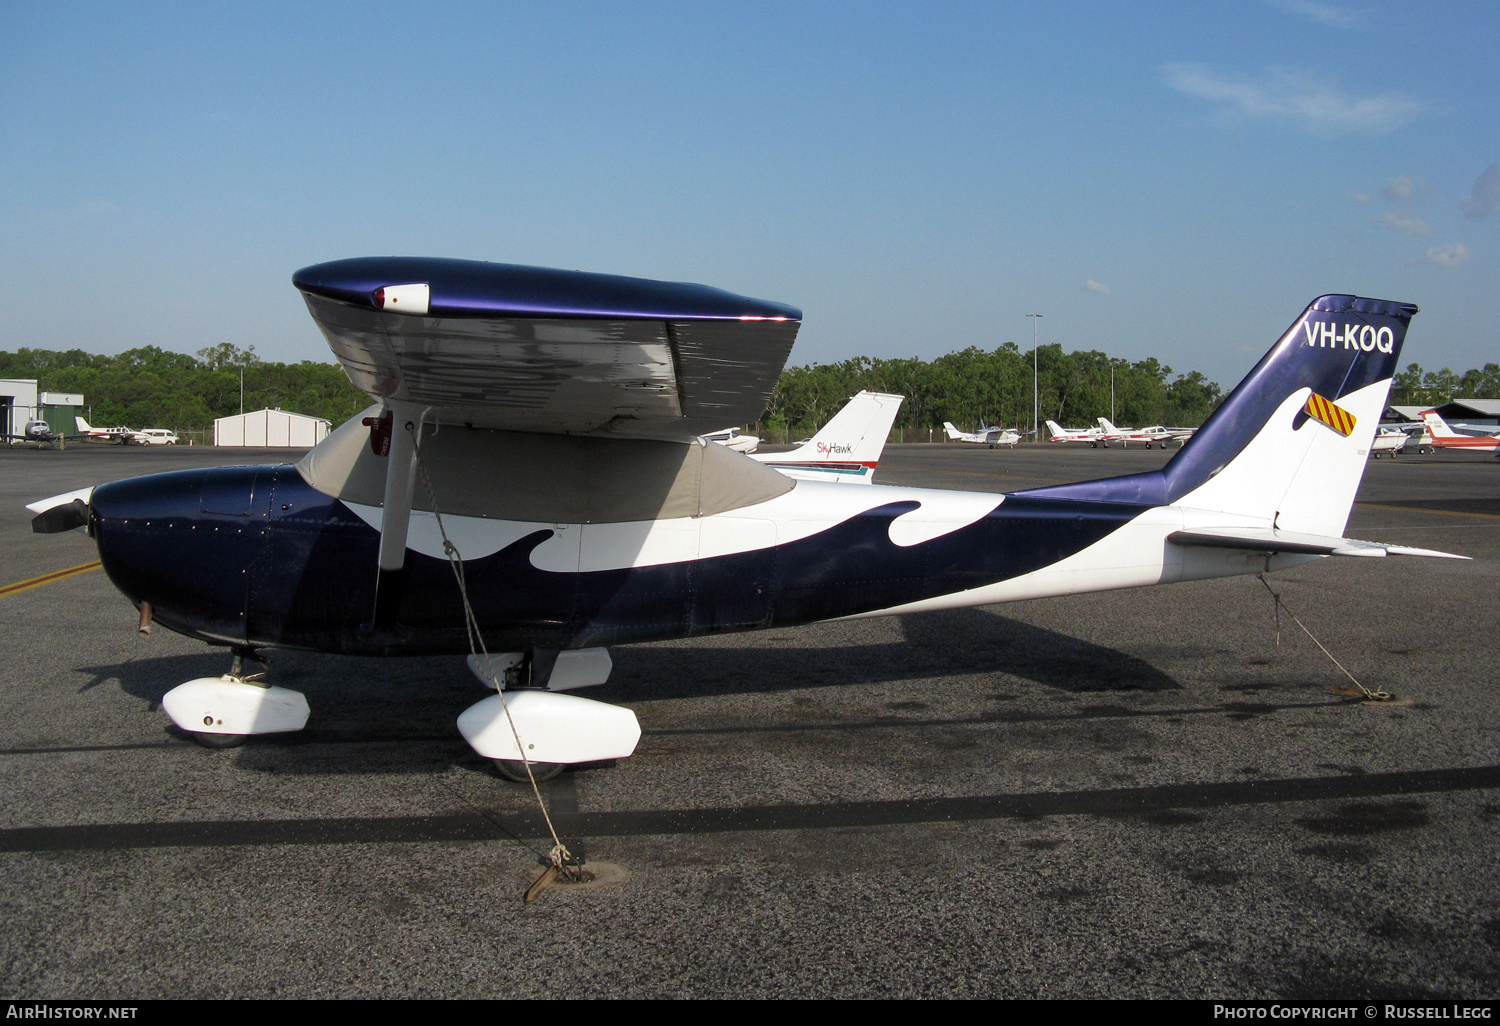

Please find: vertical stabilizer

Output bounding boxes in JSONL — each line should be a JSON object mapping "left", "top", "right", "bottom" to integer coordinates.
{"left": 753, "top": 391, "right": 905, "bottom": 484}
{"left": 1422, "top": 411, "right": 1461, "bottom": 439}
{"left": 1021, "top": 295, "right": 1417, "bottom": 537}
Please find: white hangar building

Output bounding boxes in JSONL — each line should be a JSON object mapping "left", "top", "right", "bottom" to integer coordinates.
{"left": 214, "top": 408, "right": 331, "bottom": 447}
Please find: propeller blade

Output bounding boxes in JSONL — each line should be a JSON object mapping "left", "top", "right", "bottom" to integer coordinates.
{"left": 32, "top": 498, "right": 89, "bottom": 534}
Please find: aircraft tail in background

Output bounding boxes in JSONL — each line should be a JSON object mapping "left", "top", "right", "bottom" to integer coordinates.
{"left": 753, "top": 391, "right": 905, "bottom": 484}
{"left": 1422, "top": 411, "right": 1500, "bottom": 452}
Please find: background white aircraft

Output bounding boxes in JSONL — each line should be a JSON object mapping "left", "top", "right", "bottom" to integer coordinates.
{"left": 943, "top": 422, "right": 1020, "bottom": 448}
{"left": 754, "top": 391, "right": 904, "bottom": 483}
{"left": 1044, "top": 419, "right": 1106, "bottom": 445}
{"left": 74, "top": 416, "right": 143, "bottom": 444}
{"left": 702, "top": 426, "right": 759, "bottom": 453}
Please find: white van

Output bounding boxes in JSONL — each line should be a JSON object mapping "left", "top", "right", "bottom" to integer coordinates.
{"left": 136, "top": 429, "right": 179, "bottom": 445}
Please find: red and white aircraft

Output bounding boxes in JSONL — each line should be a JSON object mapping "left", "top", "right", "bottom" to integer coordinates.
{"left": 1096, "top": 418, "right": 1195, "bottom": 449}
{"left": 1422, "top": 411, "right": 1500, "bottom": 454}
{"left": 1044, "top": 419, "right": 1106, "bottom": 446}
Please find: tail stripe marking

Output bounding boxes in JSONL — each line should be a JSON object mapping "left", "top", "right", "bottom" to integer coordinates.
{"left": 1304, "top": 393, "right": 1356, "bottom": 437}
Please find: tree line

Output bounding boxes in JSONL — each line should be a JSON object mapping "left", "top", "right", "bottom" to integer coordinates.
{"left": 1390, "top": 362, "right": 1500, "bottom": 408}
{"left": 758, "top": 346, "right": 1225, "bottom": 442}
{"left": 2, "top": 342, "right": 1493, "bottom": 442}
{"left": 0, "top": 344, "right": 370, "bottom": 435}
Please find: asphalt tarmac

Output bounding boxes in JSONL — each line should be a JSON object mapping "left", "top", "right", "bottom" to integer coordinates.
{"left": 1, "top": 441, "right": 1497, "bottom": 998}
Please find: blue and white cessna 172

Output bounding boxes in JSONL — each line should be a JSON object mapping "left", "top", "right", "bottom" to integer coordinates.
{"left": 26, "top": 258, "right": 1464, "bottom": 781}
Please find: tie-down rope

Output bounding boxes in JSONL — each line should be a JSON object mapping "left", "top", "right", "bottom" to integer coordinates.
{"left": 404, "top": 416, "right": 582, "bottom": 891}
{"left": 1257, "top": 573, "right": 1391, "bottom": 702}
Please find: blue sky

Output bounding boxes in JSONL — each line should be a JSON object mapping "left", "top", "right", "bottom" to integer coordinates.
{"left": 1, "top": 1, "right": 1495, "bottom": 387}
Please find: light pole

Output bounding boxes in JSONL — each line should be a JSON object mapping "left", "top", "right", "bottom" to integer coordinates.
{"left": 1111, "top": 362, "right": 1115, "bottom": 423}
{"left": 239, "top": 364, "right": 245, "bottom": 417}
{"left": 1026, "top": 314, "right": 1043, "bottom": 441}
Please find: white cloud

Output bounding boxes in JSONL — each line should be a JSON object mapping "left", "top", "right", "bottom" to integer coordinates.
{"left": 1410, "top": 242, "right": 1472, "bottom": 268}
{"left": 1083, "top": 279, "right": 1111, "bottom": 296}
{"left": 1381, "top": 175, "right": 1420, "bottom": 200}
{"left": 1377, "top": 211, "right": 1431, "bottom": 237}
{"left": 1344, "top": 190, "right": 1374, "bottom": 203}
{"left": 1161, "top": 64, "right": 1425, "bottom": 134}
{"left": 1264, "top": 0, "right": 1359, "bottom": 28}
{"left": 1462, "top": 160, "right": 1500, "bottom": 220}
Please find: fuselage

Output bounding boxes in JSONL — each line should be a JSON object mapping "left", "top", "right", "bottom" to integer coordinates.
{"left": 90, "top": 466, "right": 1159, "bottom": 656}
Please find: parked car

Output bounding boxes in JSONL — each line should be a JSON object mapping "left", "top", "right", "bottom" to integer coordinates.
{"left": 136, "top": 429, "right": 180, "bottom": 445}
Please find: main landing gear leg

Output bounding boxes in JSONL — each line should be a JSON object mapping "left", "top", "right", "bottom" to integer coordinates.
{"left": 161, "top": 647, "right": 311, "bottom": 749}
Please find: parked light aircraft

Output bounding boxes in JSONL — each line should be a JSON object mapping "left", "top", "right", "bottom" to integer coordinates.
{"left": 944, "top": 422, "right": 1020, "bottom": 448}
{"left": 1422, "top": 411, "right": 1500, "bottom": 454}
{"left": 1044, "top": 420, "right": 1106, "bottom": 446}
{"left": 6, "top": 420, "right": 68, "bottom": 447}
{"left": 754, "top": 391, "right": 904, "bottom": 483}
{"left": 74, "top": 417, "right": 142, "bottom": 444}
{"left": 1369, "top": 427, "right": 1408, "bottom": 458}
{"left": 26, "top": 259, "right": 1464, "bottom": 784}
{"left": 1096, "top": 419, "right": 1195, "bottom": 449}
{"left": 702, "top": 426, "right": 758, "bottom": 453}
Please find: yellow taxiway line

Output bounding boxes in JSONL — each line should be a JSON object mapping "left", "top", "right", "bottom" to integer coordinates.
{"left": 0, "top": 561, "right": 102, "bottom": 599}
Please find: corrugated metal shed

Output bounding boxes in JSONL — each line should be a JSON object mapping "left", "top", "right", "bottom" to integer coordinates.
{"left": 213, "top": 408, "right": 331, "bottom": 447}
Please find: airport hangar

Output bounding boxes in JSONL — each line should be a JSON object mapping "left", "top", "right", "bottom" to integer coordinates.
{"left": 213, "top": 407, "right": 332, "bottom": 447}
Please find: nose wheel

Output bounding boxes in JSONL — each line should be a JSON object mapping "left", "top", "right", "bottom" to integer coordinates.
{"left": 164, "top": 648, "right": 310, "bottom": 749}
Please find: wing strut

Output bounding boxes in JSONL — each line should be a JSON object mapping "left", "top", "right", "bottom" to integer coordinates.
{"left": 372, "top": 401, "right": 420, "bottom": 631}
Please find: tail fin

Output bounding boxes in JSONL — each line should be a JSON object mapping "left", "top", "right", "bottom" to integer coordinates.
{"left": 1098, "top": 418, "right": 1120, "bottom": 434}
{"left": 943, "top": 422, "right": 964, "bottom": 440}
{"left": 75, "top": 416, "right": 91, "bottom": 432}
{"left": 1044, "top": 420, "right": 1064, "bottom": 439}
{"left": 1023, "top": 295, "right": 1417, "bottom": 537}
{"left": 753, "top": 391, "right": 905, "bottom": 484}
{"left": 1421, "top": 411, "right": 1461, "bottom": 439}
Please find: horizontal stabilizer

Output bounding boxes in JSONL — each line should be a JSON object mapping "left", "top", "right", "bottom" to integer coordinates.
{"left": 1168, "top": 527, "right": 1468, "bottom": 560}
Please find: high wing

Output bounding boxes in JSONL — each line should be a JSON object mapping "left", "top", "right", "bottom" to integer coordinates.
{"left": 293, "top": 257, "right": 801, "bottom": 439}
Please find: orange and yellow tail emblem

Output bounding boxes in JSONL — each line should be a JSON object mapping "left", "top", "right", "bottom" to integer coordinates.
{"left": 1304, "top": 392, "right": 1356, "bottom": 436}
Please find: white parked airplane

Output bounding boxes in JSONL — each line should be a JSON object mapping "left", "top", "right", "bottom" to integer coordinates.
{"left": 1368, "top": 427, "right": 1408, "bottom": 458}
{"left": 74, "top": 416, "right": 142, "bottom": 444}
{"left": 755, "top": 391, "right": 904, "bottom": 483}
{"left": 28, "top": 261, "right": 1465, "bottom": 786}
{"left": 702, "top": 426, "right": 759, "bottom": 453}
{"left": 1045, "top": 419, "right": 1106, "bottom": 446}
{"left": 943, "top": 422, "right": 1021, "bottom": 448}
